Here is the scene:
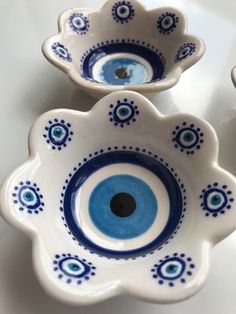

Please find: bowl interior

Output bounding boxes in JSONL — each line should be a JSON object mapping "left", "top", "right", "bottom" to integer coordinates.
{"left": 48, "top": 1, "right": 203, "bottom": 87}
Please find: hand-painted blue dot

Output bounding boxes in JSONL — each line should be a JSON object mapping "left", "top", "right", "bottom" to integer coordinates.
{"left": 200, "top": 184, "right": 233, "bottom": 217}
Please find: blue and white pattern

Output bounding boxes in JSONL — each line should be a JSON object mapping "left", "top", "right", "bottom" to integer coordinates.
{"left": 157, "top": 12, "right": 179, "bottom": 35}
{"left": 151, "top": 253, "right": 195, "bottom": 287}
{"left": 200, "top": 183, "right": 234, "bottom": 217}
{"left": 175, "top": 43, "right": 196, "bottom": 62}
{"left": 69, "top": 13, "right": 90, "bottom": 35}
{"left": 51, "top": 42, "right": 72, "bottom": 62}
{"left": 112, "top": 1, "right": 135, "bottom": 23}
{"left": 89, "top": 175, "right": 157, "bottom": 239}
{"left": 80, "top": 39, "right": 166, "bottom": 85}
{"left": 59, "top": 146, "right": 187, "bottom": 260}
{"left": 12, "top": 181, "right": 44, "bottom": 214}
{"left": 53, "top": 253, "right": 96, "bottom": 285}
{"left": 43, "top": 119, "right": 73, "bottom": 151}
{"left": 172, "top": 122, "right": 204, "bottom": 155}
{"left": 109, "top": 99, "right": 139, "bottom": 127}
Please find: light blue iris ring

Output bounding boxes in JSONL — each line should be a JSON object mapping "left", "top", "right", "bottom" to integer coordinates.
{"left": 99, "top": 58, "right": 148, "bottom": 85}
{"left": 89, "top": 175, "right": 157, "bottom": 239}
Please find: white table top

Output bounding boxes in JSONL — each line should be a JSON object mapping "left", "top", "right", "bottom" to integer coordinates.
{"left": 0, "top": 0, "right": 236, "bottom": 313}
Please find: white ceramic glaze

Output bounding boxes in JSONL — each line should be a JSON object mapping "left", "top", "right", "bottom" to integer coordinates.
{"left": 0, "top": 91, "right": 236, "bottom": 305}
{"left": 42, "top": 0, "right": 205, "bottom": 99}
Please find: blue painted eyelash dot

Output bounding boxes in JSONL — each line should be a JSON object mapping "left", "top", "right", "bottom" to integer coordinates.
{"left": 108, "top": 98, "right": 139, "bottom": 127}
{"left": 151, "top": 253, "right": 195, "bottom": 287}
{"left": 43, "top": 119, "right": 73, "bottom": 151}
{"left": 51, "top": 42, "right": 72, "bottom": 62}
{"left": 200, "top": 183, "right": 234, "bottom": 217}
{"left": 12, "top": 181, "right": 44, "bottom": 214}
{"left": 112, "top": 1, "right": 135, "bottom": 23}
{"left": 53, "top": 253, "right": 96, "bottom": 285}
{"left": 157, "top": 12, "right": 179, "bottom": 35}
{"left": 172, "top": 121, "right": 204, "bottom": 154}
{"left": 69, "top": 13, "right": 90, "bottom": 34}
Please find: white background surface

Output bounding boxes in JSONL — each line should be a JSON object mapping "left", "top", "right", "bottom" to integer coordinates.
{"left": 0, "top": 0, "right": 236, "bottom": 313}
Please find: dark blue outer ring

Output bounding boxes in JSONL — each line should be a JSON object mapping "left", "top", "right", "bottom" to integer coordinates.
{"left": 63, "top": 151, "right": 183, "bottom": 258}
{"left": 82, "top": 42, "right": 164, "bottom": 83}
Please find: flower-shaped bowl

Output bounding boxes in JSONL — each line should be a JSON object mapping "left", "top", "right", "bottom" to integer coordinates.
{"left": 1, "top": 91, "right": 236, "bottom": 305}
{"left": 42, "top": 0, "right": 205, "bottom": 99}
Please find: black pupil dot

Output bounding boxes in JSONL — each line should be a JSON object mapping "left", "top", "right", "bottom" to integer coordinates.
{"left": 120, "top": 7, "right": 127, "bottom": 14}
{"left": 26, "top": 193, "right": 31, "bottom": 198}
{"left": 110, "top": 192, "right": 136, "bottom": 217}
{"left": 115, "top": 67, "right": 131, "bottom": 79}
{"left": 164, "top": 18, "right": 171, "bottom": 25}
{"left": 72, "top": 264, "right": 79, "bottom": 269}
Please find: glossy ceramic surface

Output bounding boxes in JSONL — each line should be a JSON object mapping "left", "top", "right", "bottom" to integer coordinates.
{"left": 42, "top": 0, "right": 205, "bottom": 98}
{"left": 1, "top": 0, "right": 236, "bottom": 313}
{"left": 1, "top": 91, "right": 236, "bottom": 305}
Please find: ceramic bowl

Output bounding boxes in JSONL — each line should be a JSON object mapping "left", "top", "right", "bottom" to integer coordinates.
{"left": 42, "top": 0, "right": 205, "bottom": 99}
{"left": 231, "top": 66, "right": 236, "bottom": 87}
{"left": 1, "top": 91, "right": 236, "bottom": 305}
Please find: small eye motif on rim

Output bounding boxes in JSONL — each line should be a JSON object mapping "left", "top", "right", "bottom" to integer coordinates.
{"left": 109, "top": 98, "right": 139, "bottom": 127}
{"left": 53, "top": 254, "right": 96, "bottom": 285}
{"left": 157, "top": 12, "right": 179, "bottom": 35}
{"left": 51, "top": 42, "right": 72, "bottom": 62}
{"left": 200, "top": 183, "right": 234, "bottom": 217}
{"left": 112, "top": 1, "right": 135, "bottom": 23}
{"left": 151, "top": 253, "right": 195, "bottom": 287}
{"left": 69, "top": 13, "right": 90, "bottom": 35}
{"left": 172, "top": 122, "right": 204, "bottom": 154}
{"left": 175, "top": 43, "right": 196, "bottom": 62}
{"left": 12, "top": 181, "right": 44, "bottom": 214}
{"left": 43, "top": 119, "right": 73, "bottom": 151}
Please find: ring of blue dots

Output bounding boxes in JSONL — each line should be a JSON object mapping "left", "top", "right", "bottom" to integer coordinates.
{"left": 51, "top": 42, "right": 72, "bottom": 62}
{"left": 112, "top": 1, "right": 135, "bottom": 24}
{"left": 109, "top": 98, "right": 139, "bottom": 127}
{"left": 151, "top": 253, "right": 195, "bottom": 287}
{"left": 172, "top": 122, "right": 204, "bottom": 155}
{"left": 59, "top": 146, "right": 187, "bottom": 260}
{"left": 12, "top": 181, "right": 44, "bottom": 214}
{"left": 53, "top": 253, "right": 96, "bottom": 285}
{"left": 43, "top": 118, "right": 73, "bottom": 151}
{"left": 69, "top": 13, "right": 90, "bottom": 35}
{"left": 200, "top": 183, "right": 234, "bottom": 217}
{"left": 80, "top": 39, "right": 167, "bottom": 82}
{"left": 175, "top": 42, "right": 196, "bottom": 62}
{"left": 157, "top": 12, "right": 179, "bottom": 35}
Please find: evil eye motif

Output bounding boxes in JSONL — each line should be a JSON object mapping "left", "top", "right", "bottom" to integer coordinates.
{"left": 60, "top": 146, "right": 186, "bottom": 259}
{"left": 51, "top": 42, "right": 72, "bottom": 62}
{"left": 172, "top": 122, "right": 204, "bottom": 154}
{"left": 200, "top": 183, "right": 234, "bottom": 217}
{"left": 69, "top": 13, "right": 89, "bottom": 35}
{"left": 109, "top": 99, "right": 139, "bottom": 127}
{"left": 89, "top": 175, "right": 157, "bottom": 239}
{"left": 151, "top": 253, "right": 195, "bottom": 287}
{"left": 43, "top": 119, "right": 73, "bottom": 150}
{"left": 12, "top": 181, "right": 44, "bottom": 214}
{"left": 157, "top": 12, "right": 179, "bottom": 35}
{"left": 112, "top": 1, "right": 135, "bottom": 23}
{"left": 53, "top": 253, "right": 96, "bottom": 285}
{"left": 175, "top": 43, "right": 196, "bottom": 62}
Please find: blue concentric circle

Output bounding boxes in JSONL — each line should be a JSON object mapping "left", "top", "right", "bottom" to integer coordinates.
{"left": 98, "top": 58, "right": 148, "bottom": 85}
{"left": 89, "top": 175, "right": 157, "bottom": 239}
{"left": 62, "top": 150, "right": 184, "bottom": 259}
{"left": 82, "top": 42, "right": 165, "bottom": 84}
{"left": 49, "top": 123, "right": 69, "bottom": 146}
{"left": 19, "top": 186, "right": 41, "bottom": 209}
{"left": 58, "top": 257, "right": 91, "bottom": 278}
